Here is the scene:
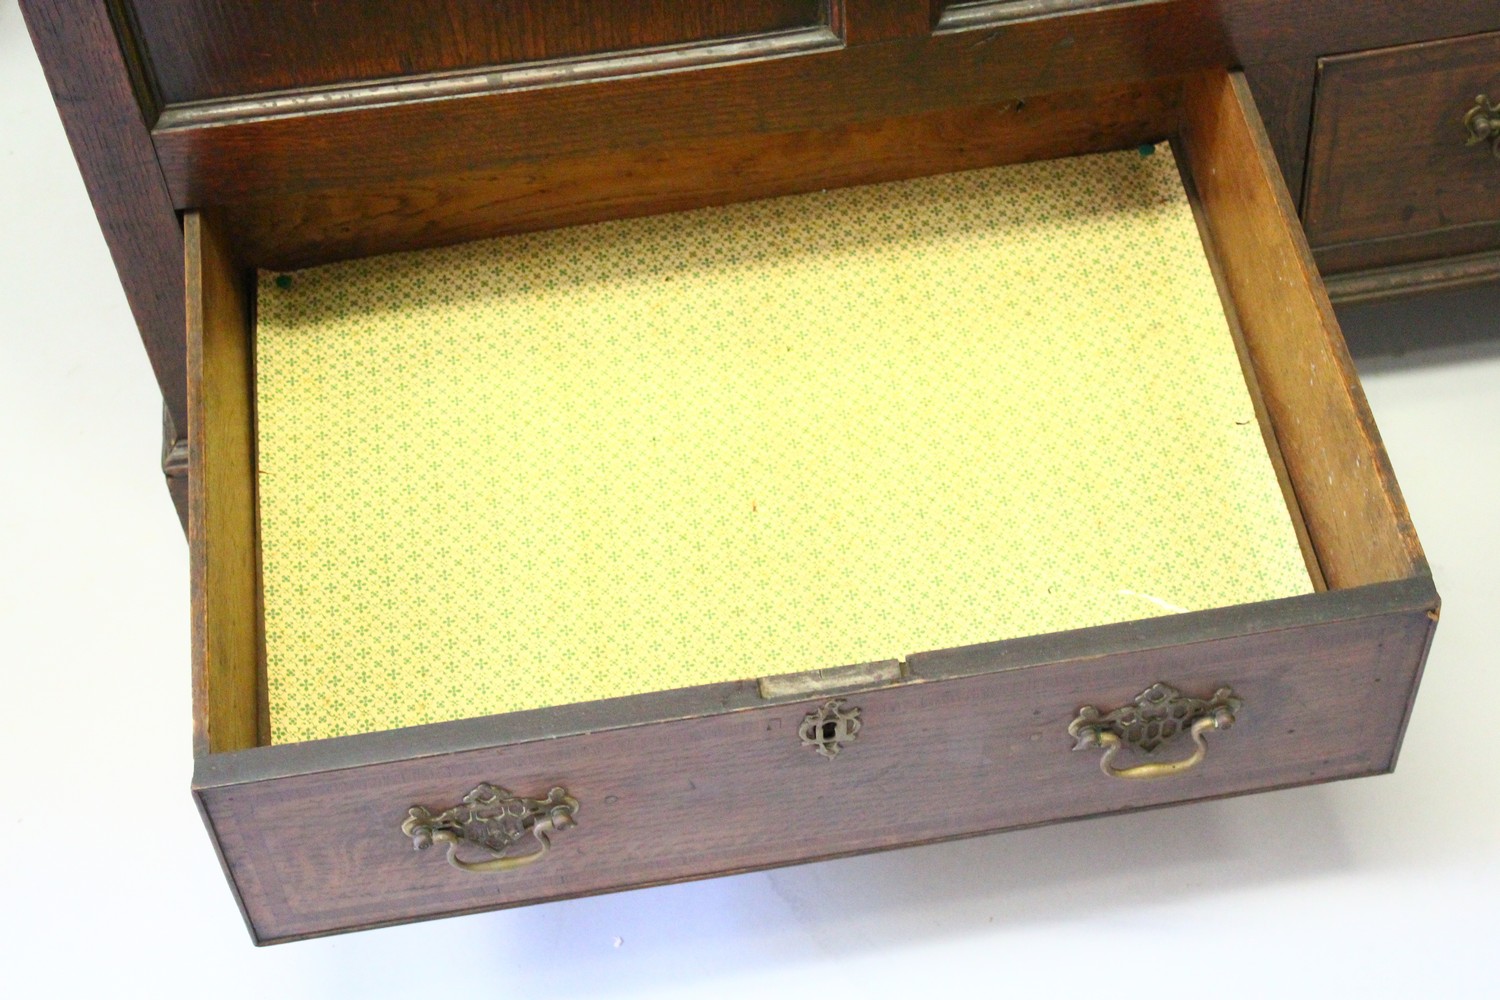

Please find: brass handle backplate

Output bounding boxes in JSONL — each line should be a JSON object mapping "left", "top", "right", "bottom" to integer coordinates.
{"left": 1069, "top": 683, "right": 1241, "bottom": 780}
{"left": 1464, "top": 95, "right": 1500, "bottom": 159}
{"left": 402, "top": 783, "right": 578, "bottom": 873}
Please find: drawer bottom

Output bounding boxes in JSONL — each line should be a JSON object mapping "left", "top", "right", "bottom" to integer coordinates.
{"left": 250, "top": 144, "right": 1314, "bottom": 745}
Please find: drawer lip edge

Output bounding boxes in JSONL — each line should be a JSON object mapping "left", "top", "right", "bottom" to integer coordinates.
{"left": 192, "top": 573, "right": 1437, "bottom": 790}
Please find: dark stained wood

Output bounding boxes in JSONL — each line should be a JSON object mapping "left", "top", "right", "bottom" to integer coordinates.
{"left": 1324, "top": 248, "right": 1500, "bottom": 305}
{"left": 153, "top": 28, "right": 842, "bottom": 132}
{"left": 26, "top": 2, "right": 1500, "bottom": 446}
{"left": 105, "top": 0, "right": 162, "bottom": 124}
{"left": 841, "top": 0, "right": 933, "bottom": 43}
{"left": 1303, "top": 32, "right": 1500, "bottom": 252}
{"left": 221, "top": 77, "right": 1183, "bottom": 270}
{"left": 147, "top": 3, "right": 1500, "bottom": 227}
{"left": 197, "top": 576, "right": 1436, "bottom": 789}
{"left": 127, "top": 0, "right": 827, "bottom": 104}
{"left": 935, "top": 0, "right": 1140, "bottom": 31}
{"left": 1315, "top": 219, "right": 1500, "bottom": 277}
{"left": 19, "top": 0, "right": 188, "bottom": 429}
{"left": 1217, "top": 2, "right": 1500, "bottom": 66}
{"left": 199, "top": 583, "right": 1435, "bottom": 943}
{"left": 1243, "top": 57, "right": 1317, "bottom": 212}
{"left": 187, "top": 212, "right": 261, "bottom": 756}
{"left": 1181, "top": 70, "right": 1425, "bottom": 590}
{"left": 148, "top": 2, "right": 1233, "bottom": 209}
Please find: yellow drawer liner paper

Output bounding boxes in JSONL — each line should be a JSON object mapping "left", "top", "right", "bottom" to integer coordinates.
{"left": 256, "top": 145, "right": 1314, "bottom": 744}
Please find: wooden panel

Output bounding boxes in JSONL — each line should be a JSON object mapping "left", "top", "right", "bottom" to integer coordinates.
{"left": 200, "top": 587, "right": 1434, "bottom": 943}
{"left": 127, "top": 0, "right": 827, "bottom": 104}
{"left": 1315, "top": 219, "right": 1500, "bottom": 277}
{"left": 1219, "top": 2, "right": 1500, "bottom": 67}
{"left": 227, "top": 77, "right": 1183, "bottom": 270}
{"left": 187, "top": 213, "right": 261, "bottom": 755}
{"left": 125, "top": 3, "right": 1500, "bottom": 410}
{"left": 1243, "top": 57, "right": 1316, "bottom": 212}
{"left": 935, "top": 0, "right": 1142, "bottom": 31}
{"left": 841, "top": 0, "right": 934, "bottom": 44}
{"left": 149, "top": 3, "right": 1500, "bottom": 213}
{"left": 1181, "top": 71, "right": 1425, "bottom": 590}
{"left": 1324, "top": 249, "right": 1500, "bottom": 306}
{"left": 19, "top": 1, "right": 187, "bottom": 428}
{"left": 25, "top": 1, "right": 1500, "bottom": 464}
{"left": 149, "top": 1, "right": 1232, "bottom": 208}
{"left": 1304, "top": 32, "right": 1500, "bottom": 252}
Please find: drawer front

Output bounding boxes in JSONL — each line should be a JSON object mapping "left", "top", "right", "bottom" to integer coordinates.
{"left": 201, "top": 604, "right": 1431, "bottom": 943}
{"left": 126, "top": 0, "right": 829, "bottom": 105}
{"left": 1304, "top": 31, "right": 1500, "bottom": 264}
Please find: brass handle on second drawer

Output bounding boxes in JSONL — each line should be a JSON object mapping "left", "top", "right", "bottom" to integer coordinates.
{"left": 1069, "top": 683, "right": 1241, "bottom": 780}
{"left": 402, "top": 783, "right": 578, "bottom": 873}
{"left": 1464, "top": 95, "right": 1500, "bottom": 159}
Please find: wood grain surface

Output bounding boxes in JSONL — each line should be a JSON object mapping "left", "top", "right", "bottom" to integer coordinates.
{"left": 1244, "top": 56, "right": 1317, "bottom": 212}
{"left": 19, "top": 0, "right": 188, "bottom": 428}
{"left": 126, "top": 0, "right": 827, "bottom": 104}
{"left": 1315, "top": 219, "right": 1500, "bottom": 278}
{"left": 224, "top": 78, "right": 1183, "bottom": 270}
{"left": 201, "top": 590, "right": 1435, "bottom": 943}
{"left": 1323, "top": 248, "right": 1500, "bottom": 305}
{"left": 187, "top": 213, "right": 261, "bottom": 756}
{"left": 1304, "top": 31, "right": 1500, "bottom": 253}
{"left": 1181, "top": 71, "right": 1425, "bottom": 590}
{"left": 149, "top": 1, "right": 1500, "bottom": 210}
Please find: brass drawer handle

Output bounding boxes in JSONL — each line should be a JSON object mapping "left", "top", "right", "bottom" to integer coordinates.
{"left": 1464, "top": 95, "right": 1500, "bottom": 159}
{"left": 1069, "top": 683, "right": 1241, "bottom": 780}
{"left": 402, "top": 783, "right": 578, "bottom": 873}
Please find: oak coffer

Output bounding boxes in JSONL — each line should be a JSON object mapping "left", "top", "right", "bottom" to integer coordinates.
{"left": 19, "top": 0, "right": 1454, "bottom": 946}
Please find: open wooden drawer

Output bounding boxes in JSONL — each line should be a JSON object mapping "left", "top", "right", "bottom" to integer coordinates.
{"left": 186, "top": 70, "right": 1437, "bottom": 944}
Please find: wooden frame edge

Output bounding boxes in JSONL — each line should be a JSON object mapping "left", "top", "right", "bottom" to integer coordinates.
{"left": 1179, "top": 69, "right": 1428, "bottom": 589}
{"left": 194, "top": 575, "right": 1437, "bottom": 789}
{"left": 1324, "top": 249, "right": 1500, "bottom": 305}
{"left": 187, "top": 211, "right": 262, "bottom": 756}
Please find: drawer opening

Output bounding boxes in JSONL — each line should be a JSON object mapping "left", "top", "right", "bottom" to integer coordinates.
{"left": 187, "top": 70, "right": 1428, "bottom": 756}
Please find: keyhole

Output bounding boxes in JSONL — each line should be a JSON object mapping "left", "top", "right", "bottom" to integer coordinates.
{"left": 801, "top": 700, "right": 861, "bottom": 757}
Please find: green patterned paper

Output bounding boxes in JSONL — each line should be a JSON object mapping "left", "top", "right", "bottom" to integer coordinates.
{"left": 255, "top": 144, "right": 1314, "bottom": 744}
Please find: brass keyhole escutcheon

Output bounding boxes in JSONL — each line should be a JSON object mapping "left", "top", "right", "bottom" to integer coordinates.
{"left": 799, "top": 698, "right": 862, "bottom": 758}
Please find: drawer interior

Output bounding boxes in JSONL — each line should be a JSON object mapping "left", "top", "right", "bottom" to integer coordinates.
{"left": 252, "top": 143, "right": 1313, "bottom": 743}
{"left": 187, "top": 70, "right": 1427, "bottom": 755}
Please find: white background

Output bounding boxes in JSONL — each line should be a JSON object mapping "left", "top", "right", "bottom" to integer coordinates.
{"left": 2, "top": 4, "right": 1497, "bottom": 994}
